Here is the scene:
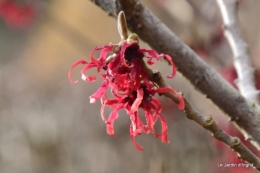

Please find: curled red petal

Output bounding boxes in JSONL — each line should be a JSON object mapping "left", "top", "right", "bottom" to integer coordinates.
{"left": 130, "top": 124, "right": 144, "bottom": 151}
{"left": 101, "top": 101, "right": 107, "bottom": 123}
{"left": 147, "top": 56, "right": 159, "bottom": 65}
{"left": 111, "top": 88, "right": 122, "bottom": 99}
{"left": 106, "top": 104, "right": 124, "bottom": 136}
{"left": 176, "top": 93, "right": 185, "bottom": 109}
{"left": 151, "top": 97, "right": 162, "bottom": 113}
{"left": 90, "top": 46, "right": 110, "bottom": 65}
{"left": 81, "top": 62, "right": 97, "bottom": 82}
{"left": 131, "top": 88, "right": 144, "bottom": 113}
{"left": 123, "top": 61, "right": 141, "bottom": 91}
{"left": 68, "top": 60, "right": 88, "bottom": 84}
{"left": 107, "top": 54, "right": 121, "bottom": 73}
{"left": 129, "top": 112, "right": 143, "bottom": 136}
{"left": 139, "top": 49, "right": 160, "bottom": 65}
{"left": 89, "top": 79, "right": 109, "bottom": 103}
{"left": 113, "top": 73, "right": 129, "bottom": 86}
{"left": 101, "top": 99, "right": 124, "bottom": 120}
{"left": 101, "top": 99, "right": 120, "bottom": 123}
{"left": 154, "top": 87, "right": 185, "bottom": 109}
{"left": 161, "top": 54, "right": 177, "bottom": 78}
{"left": 139, "top": 49, "right": 159, "bottom": 58}
{"left": 158, "top": 114, "right": 169, "bottom": 143}
{"left": 144, "top": 110, "right": 155, "bottom": 133}
{"left": 90, "top": 47, "right": 100, "bottom": 65}
{"left": 100, "top": 46, "right": 113, "bottom": 63}
{"left": 140, "top": 49, "right": 176, "bottom": 78}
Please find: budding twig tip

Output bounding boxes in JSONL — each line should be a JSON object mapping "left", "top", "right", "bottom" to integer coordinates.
{"left": 117, "top": 11, "right": 128, "bottom": 40}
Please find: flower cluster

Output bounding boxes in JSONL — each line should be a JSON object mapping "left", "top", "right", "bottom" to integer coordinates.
{"left": 0, "top": 0, "right": 35, "bottom": 28}
{"left": 69, "top": 35, "right": 184, "bottom": 150}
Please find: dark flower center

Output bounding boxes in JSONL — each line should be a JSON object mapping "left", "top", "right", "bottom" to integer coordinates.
{"left": 124, "top": 43, "right": 143, "bottom": 62}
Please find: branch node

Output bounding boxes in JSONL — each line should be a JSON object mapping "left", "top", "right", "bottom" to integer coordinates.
{"left": 112, "top": 44, "right": 121, "bottom": 53}
{"left": 245, "top": 134, "right": 253, "bottom": 141}
{"left": 231, "top": 137, "right": 241, "bottom": 147}
{"left": 204, "top": 116, "right": 214, "bottom": 127}
{"left": 229, "top": 116, "right": 240, "bottom": 122}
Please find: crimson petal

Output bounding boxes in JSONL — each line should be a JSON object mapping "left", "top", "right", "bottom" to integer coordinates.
{"left": 131, "top": 88, "right": 144, "bottom": 113}
{"left": 68, "top": 60, "right": 88, "bottom": 84}
{"left": 158, "top": 113, "right": 169, "bottom": 143}
{"left": 130, "top": 124, "right": 144, "bottom": 151}
{"left": 154, "top": 87, "right": 185, "bottom": 109}
{"left": 106, "top": 104, "right": 124, "bottom": 136}
{"left": 89, "top": 79, "right": 109, "bottom": 103}
{"left": 81, "top": 62, "right": 98, "bottom": 82}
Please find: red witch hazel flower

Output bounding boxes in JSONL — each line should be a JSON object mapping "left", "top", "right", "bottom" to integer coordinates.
{"left": 68, "top": 11, "right": 185, "bottom": 150}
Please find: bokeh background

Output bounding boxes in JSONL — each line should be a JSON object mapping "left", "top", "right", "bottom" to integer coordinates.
{"left": 0, "top": 0, "right": 260, "bottom": 173}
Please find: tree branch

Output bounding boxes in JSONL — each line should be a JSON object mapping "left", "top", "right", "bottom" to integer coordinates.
{"left": 146, "top": 66, "right": 260, "bottom": 171}
{"left": 88, "top": 0, "right": 260, "bottom": 149}
{"left": 216, "top": 0, "right": 260, "bottom": 104}
{"left": 139, "top": 54, "right": 260, "bottom": 170}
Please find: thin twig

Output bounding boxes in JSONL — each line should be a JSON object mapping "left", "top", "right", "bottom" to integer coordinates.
{"left": 89, "top": 0, "right": 260, "bottom": 149}
{"left": 216, "top": 0, "right": 260, "bottom": 104}
{"left": 142, "top": 60, "right": 260, "bottom": 171}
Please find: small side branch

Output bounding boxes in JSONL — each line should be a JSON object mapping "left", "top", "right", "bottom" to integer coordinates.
{"left": 183, "top": 98, "right": 260, "bottom": 172}
{"left": 216, "top": 0, "right": 260, "bottom": 104}
{"left": 143, "top": 60, "right": 260, "bottom": 171}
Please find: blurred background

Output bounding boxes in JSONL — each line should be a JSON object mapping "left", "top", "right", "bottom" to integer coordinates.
{"left": 0, "top": 0, "right": 260, "bottom": 173}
